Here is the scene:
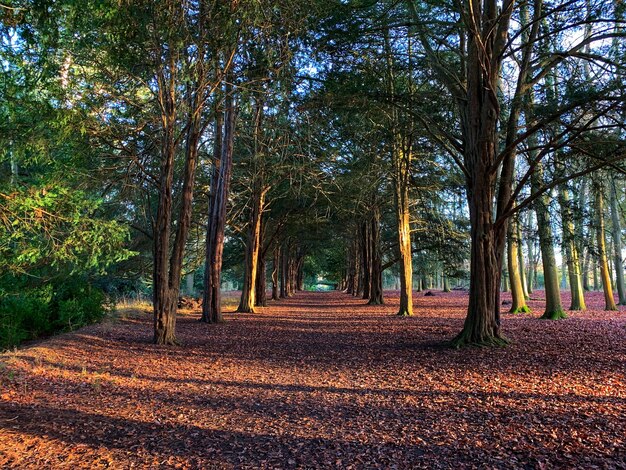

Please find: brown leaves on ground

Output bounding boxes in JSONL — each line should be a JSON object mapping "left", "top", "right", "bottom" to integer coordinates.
{"left": 1, "top": 290, "right": 625, "bottom": 469}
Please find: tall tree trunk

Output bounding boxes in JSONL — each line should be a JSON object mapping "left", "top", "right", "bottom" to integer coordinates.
{"left": 255, "top": 255, "right": 267, "bottom": 307}
{"left": 280, "top": 243, "right": 288, "bottom": 298}
{"left": 532, "top": 165, "right": 565, "bottom": 320}
{"left": 525, "top": 211, "right": 536, "bottom": 295}
{"left": 559, "top": 185, "right": 586, "bottom": 310}
{"left": 610, "top": 179, "right": 626, "bottom": 304}
{"left": 394, "top": 154, "right": 413, "bottom": 316}
{"left": 271, "top": 246, "right": 280, "bottom": 301}
{"left": 287, "top": 248, "right": 296, "bottom": 296}
{"left": 237, "top": 185, "right": 267, "bottom": 313}
{"left": 453, "top": 178, "right": 507, "bottom": 347}
{"left": 443, "top": 275, "right": 450, "bottom": 293}
{"left": 202, "top": 86, "right": 236, "bottom": 324}
{"left": 368, "top": 205, "right": 384, "bottom": 305}
{"left": 507, "top": 214, "right": 530, "bottom": 313}
{"left": 296, "top": 252, "right": 305, "bottom": 291}
{"left": 583, "top": 244, "right": 591, "bottom": 291}
{"left": 595, "top": 180, "right": 618, "bottom": 310}
{"left": 361, "top": 219, "right": 371, "bottom": 300}
{"left": 502, "top": 266, "right": 509, "bottom": 293}
{"left": 355, "top": 232, "right": 363, "bottom": 297}
{"left": 384, "top": 25, "right": 413, "bottom": 316}
{"left": 153, "top": 67, "right": 178, "bottom": 345}
{"left": 517, "top": 221, "right": 530, "bottom": 300}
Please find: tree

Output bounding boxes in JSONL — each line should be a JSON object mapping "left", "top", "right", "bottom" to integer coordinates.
{"left": 403, "top": 0, "right": 626, "bottom": 345}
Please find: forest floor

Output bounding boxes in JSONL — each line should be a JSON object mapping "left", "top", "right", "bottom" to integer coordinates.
{"left": 1, "top": 290, "right": 625, "bottom": 469}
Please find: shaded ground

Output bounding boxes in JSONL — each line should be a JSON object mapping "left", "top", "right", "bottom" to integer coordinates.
{"left": 1, "top": 290, "right": 625, "bottom": 469}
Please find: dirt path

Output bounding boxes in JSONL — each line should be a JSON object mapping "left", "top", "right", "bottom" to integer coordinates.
{"left": 1, "top": 290, "right": 625, "bottom": 469}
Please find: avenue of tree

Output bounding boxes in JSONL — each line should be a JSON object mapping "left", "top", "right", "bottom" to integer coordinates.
{"left": 1, "top": 0, "right": 625, "bottom": 349}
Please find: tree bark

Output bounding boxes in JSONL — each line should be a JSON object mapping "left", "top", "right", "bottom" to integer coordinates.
{"left": 559, "top": 185, "right": 586, "bottom": 310}
{"left": 507, "top": 214, "right": 530, "bottom": 313}
{"left": 517, "top": 221, "right": 530, "bottom": 300}
{"left": 595, "top": 180, "right": 618, "bottom": 310}
{"left": 532, "top": 164, "right": 565, "bottom": 320}
{"left": 361, "top": 219, "right": 371, "bottom": 300}
{"left": 236, "top": 184, "right": 267, "bottom": 313}
{"left": 368, "top": 205, "right": 384, "bottom": 305}
{"left": 153, "top": 57, "right": 179, "bottom": 345}
{"left": 271, "top": 246, "right": 280, "bottom": 300}
{"left": 610, "top": 179, "right": 626, "bottom": 304}
{"left": 255, "top": 255, "right": 267, "bottom": 307}
{"left": 202, "top": 85, "right": 236, "bottom": 324}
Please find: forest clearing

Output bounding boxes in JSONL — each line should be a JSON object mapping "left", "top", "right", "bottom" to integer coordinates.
{"left": 1, "top": 290, "right": 625, "bottom": 468}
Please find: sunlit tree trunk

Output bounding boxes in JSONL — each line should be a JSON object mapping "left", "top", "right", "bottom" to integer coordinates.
{"left": 383, "top": 25, "right": 413, "bottom": 316}
{"left": 559, "top": 185, "right": 586, "bottom": 310}
{"left": 525, "top": 212, "right": 536, "bottom": 295}
{"left": 507, "top": 214, "right": 530, "bottom": 313}
{"left": 594, "top": 180, "right": 618, "bottom": 310}
{"left": 517, "top": 222, "right": 529, "bottom": 300}
{"left": 152, "top": 78, "right": 178, "bottom": 344}
{"left": 237, "top": 184, "right": 267, "bottom": 313}
{"left": 202, "top": 85, "right": 236, "bottom": 324}
{"left": 610, "top": 179, "right": 626, "bottom": 304}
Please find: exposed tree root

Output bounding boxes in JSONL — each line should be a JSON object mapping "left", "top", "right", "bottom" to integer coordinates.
{"left": 509, "top": 305, "right": 531, "bottom": 314}
{"left": 235, "top": 306, "right": 256, "bottom": 314}
{"left": 449, "top": 330, "right": 510, "bottom": 349}
{"left": 396, "top": 308, "right": 413, "bottom": 317}
{"left": 540, "top": 309, "right": 568, "bottom": 320}
{"left": 153, "top": 336, "right": 180, "bottom": 346}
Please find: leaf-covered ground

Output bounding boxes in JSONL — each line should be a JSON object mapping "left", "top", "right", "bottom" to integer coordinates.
{"left": 1, "top": 290, "right": 625, "bottom": 469}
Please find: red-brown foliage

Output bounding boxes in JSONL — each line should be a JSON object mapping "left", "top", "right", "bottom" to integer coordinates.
{"left": 1, "top": 290, "right": 625, "bottom": 468}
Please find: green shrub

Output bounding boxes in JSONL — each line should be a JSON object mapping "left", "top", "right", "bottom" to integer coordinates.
{"left": 0, "top": 278, "right": 108, "bottom": 350}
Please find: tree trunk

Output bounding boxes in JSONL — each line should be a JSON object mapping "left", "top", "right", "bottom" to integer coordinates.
{"left": 202, "top": 86, "right": 236, "bottom": 324}
{"left": 394, "top": 158, "right": 413, "bottom": 316}
{"left": 516, "top": 222, "right": 530, "bottom": 300}
{"left": 595, "top": 181, "right": 618, "bottom": 310}
{"left": 271, "top": 246, "right": 280, "bottom": 301}
{"left": 255, "top": 255, "right": 267, "bottom": 307}
{"left": 153, "top": 69, "right": 178, "bottom": 345}
{"left": 452, "top": 181, "right": 507, "bottom": 347}
{"left": 525, "top": 212, "right": 536, "bottom": 295}
{"left": 583, "top": 245, "right": 591, "bottom": 291}
{"left": 559, "top": 185, "right": 586, "bottom": 310}
{"left": 593, "top": 255, "right": 599, "bottom": 291}
{"left": 237, "top": 185, "right": 266, "bottom": 313}
{"left": 507, "top": 215, "right": 530, "bottom": 313}
{"left": 355, "top": 234, "right": 363, "bottom": 297}
{"left": 443, "top": 275, "right": 450, "bottom": 292}
{"left": 531, "top": 165, "right": 565, "bottom": 320}
{"left": 280, "top": 243, "right": 288, "bottom": 298}
{"left": 384, "top": 25, "right": 413, "bottom": 316}
{"left": 502, "top": 266, "right": 509, "bottom": 292}
{"left": 610, "top": 179, "right": 626, "bottom": 304}
{"left": 368, "top": 206, "right": 384, "bottom": 305}
{"left": 296, "top": 252, "right": 305, "bottom": 291}
{"left": 361, "top": 219, "right": 371, "bottom": 300}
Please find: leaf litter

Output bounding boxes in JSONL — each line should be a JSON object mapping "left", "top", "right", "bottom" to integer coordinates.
{"left": 0, "top": 290, "right": 625, "bottom": 469}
